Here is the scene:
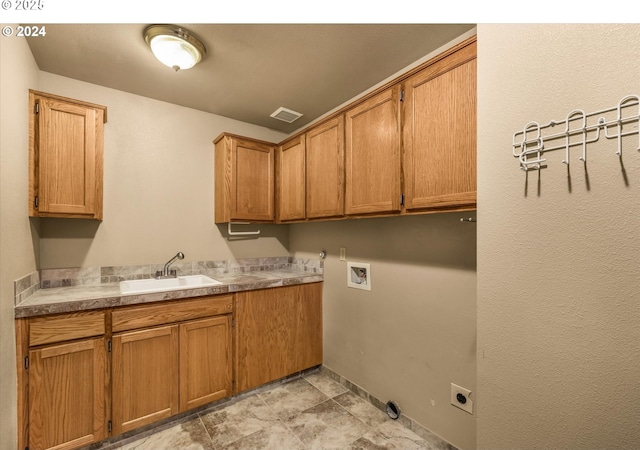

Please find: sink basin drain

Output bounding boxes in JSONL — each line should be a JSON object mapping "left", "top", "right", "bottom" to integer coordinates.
{"left": 385, "top": 400, "right": 401, "bottom": 420}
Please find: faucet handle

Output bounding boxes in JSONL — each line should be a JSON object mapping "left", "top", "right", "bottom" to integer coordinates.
{"left": 169, "top": 269, "right": 177, "bottom": 277}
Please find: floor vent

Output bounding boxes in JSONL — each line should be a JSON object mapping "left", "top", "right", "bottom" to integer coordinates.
{"left": 270, "top": 107, "right": 303, "bottom": 123}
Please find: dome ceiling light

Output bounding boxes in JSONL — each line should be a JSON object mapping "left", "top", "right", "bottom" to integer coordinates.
{"left": 144, "top": 24, "right": 206, "bottom": 71}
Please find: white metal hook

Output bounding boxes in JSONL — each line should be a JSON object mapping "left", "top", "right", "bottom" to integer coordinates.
{"left": 513, "top": 121, "right": 542, "bottom": 157}
{"left": 513, "top": 94, "right": 639, "bottom": 172}
{"left": 563, "top": 110, "right": 587, "bottom": 164}
{"left": 614, "top": 95, "right": 640, "bottom": 156}
{"left": 514, "top": 122, "right": 546, "bottom": 171}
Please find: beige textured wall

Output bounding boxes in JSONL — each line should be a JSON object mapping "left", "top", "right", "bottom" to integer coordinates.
{"left": 289, "top": 213, "right": 477, "bottom": 449}
{"left": 0, "top": 32, "right": 40, "bottom": 450}
{"left": 477, "top": 24, "right": 640, "bottom": 448}
{"left": 37, "top": 72, "right": 288, "bottom": 269}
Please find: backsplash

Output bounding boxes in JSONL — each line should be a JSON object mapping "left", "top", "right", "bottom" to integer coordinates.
{"left": 14, "top": 257, "right": 323, "bottom": 305}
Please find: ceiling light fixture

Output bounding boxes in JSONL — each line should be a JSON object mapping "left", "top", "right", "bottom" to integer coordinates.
{"left": 144, "top": 24, "right": 206, "bottom": 72}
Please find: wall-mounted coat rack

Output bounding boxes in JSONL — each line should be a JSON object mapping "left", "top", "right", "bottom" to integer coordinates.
{"left": 512, "top": 95, "right": 640, "bottom": 171}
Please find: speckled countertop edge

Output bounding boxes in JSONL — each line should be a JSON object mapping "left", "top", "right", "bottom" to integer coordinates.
{"left": 14, "top": 270, "right": 323, "bottom": 318}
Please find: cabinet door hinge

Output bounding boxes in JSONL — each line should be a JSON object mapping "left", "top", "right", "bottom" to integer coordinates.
{"left": 34, "top": 101, "right": 39, "bottom": 114}
{"left": 232, "top": 318, "right": 235, "bottom": 328}
{"left": 24, "top": 356, "right": 29, "bottom": 370}
{"left": 400, "top": 89, "right": 405, "bottom": 103}
{"left": 108, "top": 420, "right": 112, "bottom": 433}
{"left": 232, "top": 380, "right": 235, "bottom": 390}
{"left": 400, "top": 194, "right": 405, "bottom": 206}
{"left": 107, "top": 340, "right": 112, "bottom": 352}
{"left": 34, "top": 196, "right": 39, "bottom": 209}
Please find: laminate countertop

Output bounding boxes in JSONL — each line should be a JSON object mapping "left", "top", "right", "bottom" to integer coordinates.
{"left": 15, "top": 269, "right": 323, "bottom": 318}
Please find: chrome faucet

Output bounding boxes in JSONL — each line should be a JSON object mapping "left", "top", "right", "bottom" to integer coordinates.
{"left": 156, "top": 252, "right": 184, "bottom": 279}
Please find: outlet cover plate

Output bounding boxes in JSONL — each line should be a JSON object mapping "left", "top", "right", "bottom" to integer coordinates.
{"left": 451, "top": 383, "right": 473, "bottom": 414}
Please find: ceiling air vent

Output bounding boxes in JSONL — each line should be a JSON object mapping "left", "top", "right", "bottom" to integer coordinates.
{"left": 270, "top": 107, "right": 303, "bottom": 123}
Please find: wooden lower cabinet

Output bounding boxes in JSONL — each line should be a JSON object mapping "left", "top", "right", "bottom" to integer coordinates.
{"left": 235, "top": 282, "right": 323, "bottom": 392}
{"left": 111, "top": 311, "right": 233, "bottom": 435}
{"left": 111, "top": 325, "right": 179, "bottom": 435}
{"left": 179, "top": 316, "right": 233, "bottom": 411}
{"left": 28, "top": 337, "right": 107, "bottom": 450}
{"left": 18, "top": 285, "right": 322, "bottom": 449}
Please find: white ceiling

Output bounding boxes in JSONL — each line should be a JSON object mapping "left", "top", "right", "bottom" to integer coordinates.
{"left": 26, "top": 24, "right": 475, "bottom": 134}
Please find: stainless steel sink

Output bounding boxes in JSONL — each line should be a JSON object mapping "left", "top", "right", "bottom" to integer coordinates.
{"left": 119, "top": 275, "right": 223, "bottom": 295}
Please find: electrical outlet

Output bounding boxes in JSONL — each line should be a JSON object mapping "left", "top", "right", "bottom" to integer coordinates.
{"left": 340, "top": 247, "right": 346, "bottom": 261}
{"left": 451, "top": 383, "right": 473, "bottom": 414}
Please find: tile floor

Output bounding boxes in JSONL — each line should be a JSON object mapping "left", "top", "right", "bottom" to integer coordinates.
{"left": 104, "top": 371, "right": 446, "bottom": 450}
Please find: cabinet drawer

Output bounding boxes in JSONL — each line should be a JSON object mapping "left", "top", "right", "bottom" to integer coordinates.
{"left": 29, "top": 310, "right": 106, "bottom": 347}
{"left": 112, "top": 295, "right": 233, "bottom": 333}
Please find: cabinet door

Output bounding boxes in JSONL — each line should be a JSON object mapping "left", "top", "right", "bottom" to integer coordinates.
{"left": 31, "top": 93, "right": 105, "bottom": 219}
{"left": 235, "top": 283, "right": 323, "bottom": 392}
{"left": 28, "top": 338, "right": 106, "bottom": 450}
{"left": 403, "top": 42, "right": 477, "bottom": 210}
{"left": 345, "top": 86, "right": 401, "bottom": 215}
{"left": 232, "top": 137, "right": 275, "bottom": 221}
{"left": 277, "top": 136, "right": 306, "bottom": 221}
{"left": 111, "top": 325, "right": 179, "bottom": 435}
{"left": 306, "top": 116, "right": 345, "bottom": 219}
{"left": 179, "top": 315, "right": 233, "bottom": 411}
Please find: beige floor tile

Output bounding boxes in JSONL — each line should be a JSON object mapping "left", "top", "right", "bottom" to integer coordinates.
{"left": 304, "top": 372, "right": 350, "bottom": 398}
{"left": 333, "top": 391, "right": 390, "bottom": 428}
{"left": 117, "top": 417, "right": 213, "bottom": 450}
{"left": 258, "top": 378, "right": 328, "bottom": 420}
{"left": 285, "top": 399, "right": 371, "bottom": 449}
{"left": 221, "top": 422, "right": 306, "bottom": 450}
{"left": 200, "top": 395, "right": 279, "bottom": 448}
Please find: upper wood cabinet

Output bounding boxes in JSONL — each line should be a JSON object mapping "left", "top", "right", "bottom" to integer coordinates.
{"left": 345, "top": 86, "right": 402, "bottom": 216}
{"left": 217, "top": 36, "right": 476, "bottom": 224}
{"left": 29, "top": 90, "right": 107, "bottom": 220}
{"left": 403, "top": 40, "right": 477, "bottom": 211}
{"left": 276, "top": 116, "right": 345, "bottom": 222}
{"left": 276, "top": 136, "right": 306, "bottom": 222}
{"left": 214, "top": 133, "right": 275, "bottom": 223}
{"left": 306, "top": 116, "right": 345, "bottom": 219}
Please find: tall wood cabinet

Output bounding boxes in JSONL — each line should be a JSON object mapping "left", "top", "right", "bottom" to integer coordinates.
{"left": 403, "top": 40, "right": 477, "bottom": 211}
{"left": 345, "top": 86, "right": 402, "bottom": 216}
{"left": 214, "top": 133, "right": 275, "bottom": 223}
{"left": 28, "top": 90, "right": 107, "bottom": 220}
